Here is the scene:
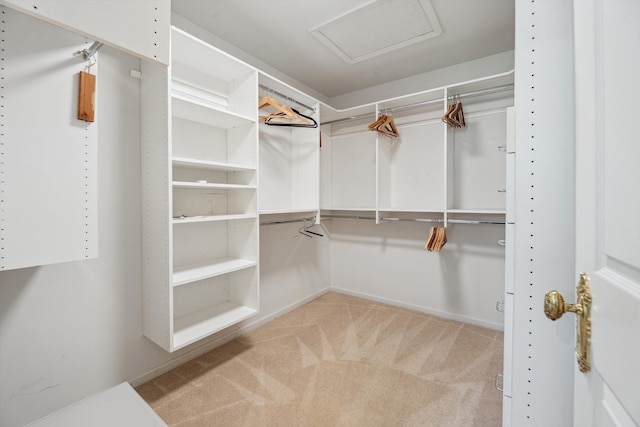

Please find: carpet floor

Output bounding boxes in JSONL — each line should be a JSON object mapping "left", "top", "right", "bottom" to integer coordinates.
{"left": 137, "top": 292, "right": 504, "bottom": 426}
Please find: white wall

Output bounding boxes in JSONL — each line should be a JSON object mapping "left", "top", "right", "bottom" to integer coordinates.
{"left": 326, "top": 219, "right": 505, "bottom": 330}
{"left": 258, "top": 222, "right": 330, "bottom": 320}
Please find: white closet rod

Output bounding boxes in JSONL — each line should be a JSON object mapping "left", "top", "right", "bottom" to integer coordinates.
{"left": 321, "top": 83, "right": 514, "bottom": 126}
{"left": 260, "top": 216, "right": 317, "bottom": 226}
{"left": 259, "top": 84, "right": 316, "bottom": 113}
{"left": 322, "top": 214, "right": 505, "bottom": 225}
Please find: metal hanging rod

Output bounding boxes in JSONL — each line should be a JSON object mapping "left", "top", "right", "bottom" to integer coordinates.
{"left": 448, "top": 84, "right": 514, "bottom": 101}
{"left": 380, "top": 217, "right": 444, "bottom": 223}
{"left": 260, "top": 215, "right": 317, "bottom": 226}
{"left": 259, "top": 84, "right": 316, "bottom": 113}
{"left": 77, "top": 41, "right": 104, "bottom": 61}
{"left": 381, "top": 217, "right": 504, "bottom": 225}
{"left": 321, "top": 214, "right": 377, "bottom": 221}
{"left": 321, "top": 83, "right": 514, "bottom": 126}
{"left": 321, "top": 214, "right": 504, "bottom": 225}
{"left": 320, "top": 112, "right": 378, "bottom": 127}
{"left": 448, "top": 219, "right": 506, "bottom": 225}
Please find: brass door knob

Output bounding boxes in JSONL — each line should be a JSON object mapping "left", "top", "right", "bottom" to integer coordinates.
{"left": 543, "top": 273, "right": 592, "bottom": 372}
{"left": 544, "top": 290, "right": 583, "bottom": 320}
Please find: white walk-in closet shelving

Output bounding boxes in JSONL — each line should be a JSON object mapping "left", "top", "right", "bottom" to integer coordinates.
{"left": 140, "top": 24, "right": 514, "bottom": 356}
{"left": 320, "top": 70, "right": 514, "bottom": 226}
{"left": 141, "top": 27, "right": 260, "bottom": 352}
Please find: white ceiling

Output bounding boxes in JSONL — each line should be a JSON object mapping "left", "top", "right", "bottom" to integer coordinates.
{"left": 171, "top": 0, "right": 515, "bottom": 99}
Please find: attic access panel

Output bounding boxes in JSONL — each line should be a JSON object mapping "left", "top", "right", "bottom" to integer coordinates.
{"left": 310, "top": 0, "right": 442, "bottom": 64}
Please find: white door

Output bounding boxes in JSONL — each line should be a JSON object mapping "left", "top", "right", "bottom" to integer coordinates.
{"left": 571, "top": 0, "right": 640, "bottom": 425}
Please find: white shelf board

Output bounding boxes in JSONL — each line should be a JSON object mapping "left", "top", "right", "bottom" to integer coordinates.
{"left": 172, "top": 78, "right": 228, "bottom": 109}
{"left": 172, "top": 157, "right": 255, "bottom": 172}
{"left": 259, "top": 208, "right": 319, "bottom": 215}
{"left": 378, "top": 207, "right": 445, "bottom": 213}
{"left": 172, "top": 214, "right": 256, "bottom": 224}
{"left": 172, "top": 181, "right": 256, "bottom": 190}
{"left": 322, "top": 207, "right": 377, "bottom": 212}
{"left": 173, "top": 257, "right": 256, "bottom": 287}
{"left": 447, "top": 208, "right": 506, "bottom": 215}
{"left": 172, "top": 94, "right": 254, "bottom": 129}
{"left": 172, "top": 27, "right": 255, "bottom": 83}
{"left": 173, "top": 302, "right": 257, "bottom": 350}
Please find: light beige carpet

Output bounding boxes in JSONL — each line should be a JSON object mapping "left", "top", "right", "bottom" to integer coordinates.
{"left": 137, "top": 292, "right": 503, "bottom": 426}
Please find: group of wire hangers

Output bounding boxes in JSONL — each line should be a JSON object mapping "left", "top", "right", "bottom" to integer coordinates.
{"left": 258, "top": 95, "right": 318, "bottom": 128}
{"left": 441, "top": 95, "right": 465, "bottom": 128}
{"left": 296, "top": 218, "right": 323, "bottom": 238}
{"left": 368, "top": 113, "right": 399, "bottom": 137}
{"left": 424, "top": 226, "right": 447, "bottom": 252}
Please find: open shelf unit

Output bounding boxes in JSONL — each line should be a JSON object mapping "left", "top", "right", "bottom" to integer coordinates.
{"left": 141, "top": 26, "right": 259, "bottom": 352}
{"left": 320, "top": 70, "right": 514, "bottom": 224}
{"left": 257, "top": 73, "right": 320, "bottom": 217}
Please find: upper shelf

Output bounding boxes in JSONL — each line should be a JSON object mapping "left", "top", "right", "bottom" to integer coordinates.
{"left": 172, "top": 157, "right": 255, "bottom": 172}
{"left": 171, "top": 94, "right": 255, "bottom": 129}
{"left": 172, "top": 27, "right": 255, "bottom": 84}
{"left": 447, "top": 208, "right": 506, "bottom": 215}
{"left": 173, "top": 181, "right": 257, "bottom": 190}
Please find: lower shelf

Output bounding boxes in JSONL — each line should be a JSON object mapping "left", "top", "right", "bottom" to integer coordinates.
{"left": 173, "top": 302, "right": 258, "bottom": 350}
{"left": 173, "top": 258, "right": 256, "bottom": 286}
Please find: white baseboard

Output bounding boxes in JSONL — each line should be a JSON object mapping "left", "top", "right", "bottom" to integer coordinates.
{"left": 329, "top": 286, "right": 504, "bottom": 332}
{"left": 129, "top": 287, "right": 331, "bottom": 388}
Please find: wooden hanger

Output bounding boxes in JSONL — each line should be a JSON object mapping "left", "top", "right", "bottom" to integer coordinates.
{"left": 442, "top": 103, "right": 457, "bottom": 127}
{"left": 368, "top": 114, "right": 387, "bottom": 130}
{"left": 454, "top": 100, "right": 465, "bottom": 127}
{"left": 448, "top": 103, "right": 462, "bottom": 128}
{"left": 369, "top": 114, "right": 399, "bottom": 137}
{"left": 281, "top": 105, "right": 312, "bottom": 125}
{"left": 376, "top": 115, "right": 399, "bottom": 137}
{"left": 424, "top": 226, "right": 447, "bottom": 251}
{"left": 258, "top": 96, "right": 298, "bottom": 122}
{"left": 442, "top": 96, "right": 465, "bottom": 128}
{"left": 424, "top": 227, "right": 436, "bottom": 250}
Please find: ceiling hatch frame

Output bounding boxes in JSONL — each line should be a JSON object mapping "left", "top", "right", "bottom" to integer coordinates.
{"left": 309, "top": 0, "right": 443, "bottom": 65}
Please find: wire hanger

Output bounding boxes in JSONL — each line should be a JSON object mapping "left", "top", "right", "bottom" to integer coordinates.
{"left": 297, "top": 217, "right": 324, "bottom": 238}
{"left": 264, "top": 107, "right": 318, "bottom": 128}
{"left": 259, "top": 90, "right": 317, "bottom": 128}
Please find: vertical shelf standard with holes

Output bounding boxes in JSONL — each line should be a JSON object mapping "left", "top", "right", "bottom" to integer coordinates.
{"left": 141, "top": 27, "right": 259, "bottom": 352}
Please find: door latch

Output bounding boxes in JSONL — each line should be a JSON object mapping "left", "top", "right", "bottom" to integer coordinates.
{"left": 544, "top": 273, "right": 592, "bottom": 372}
